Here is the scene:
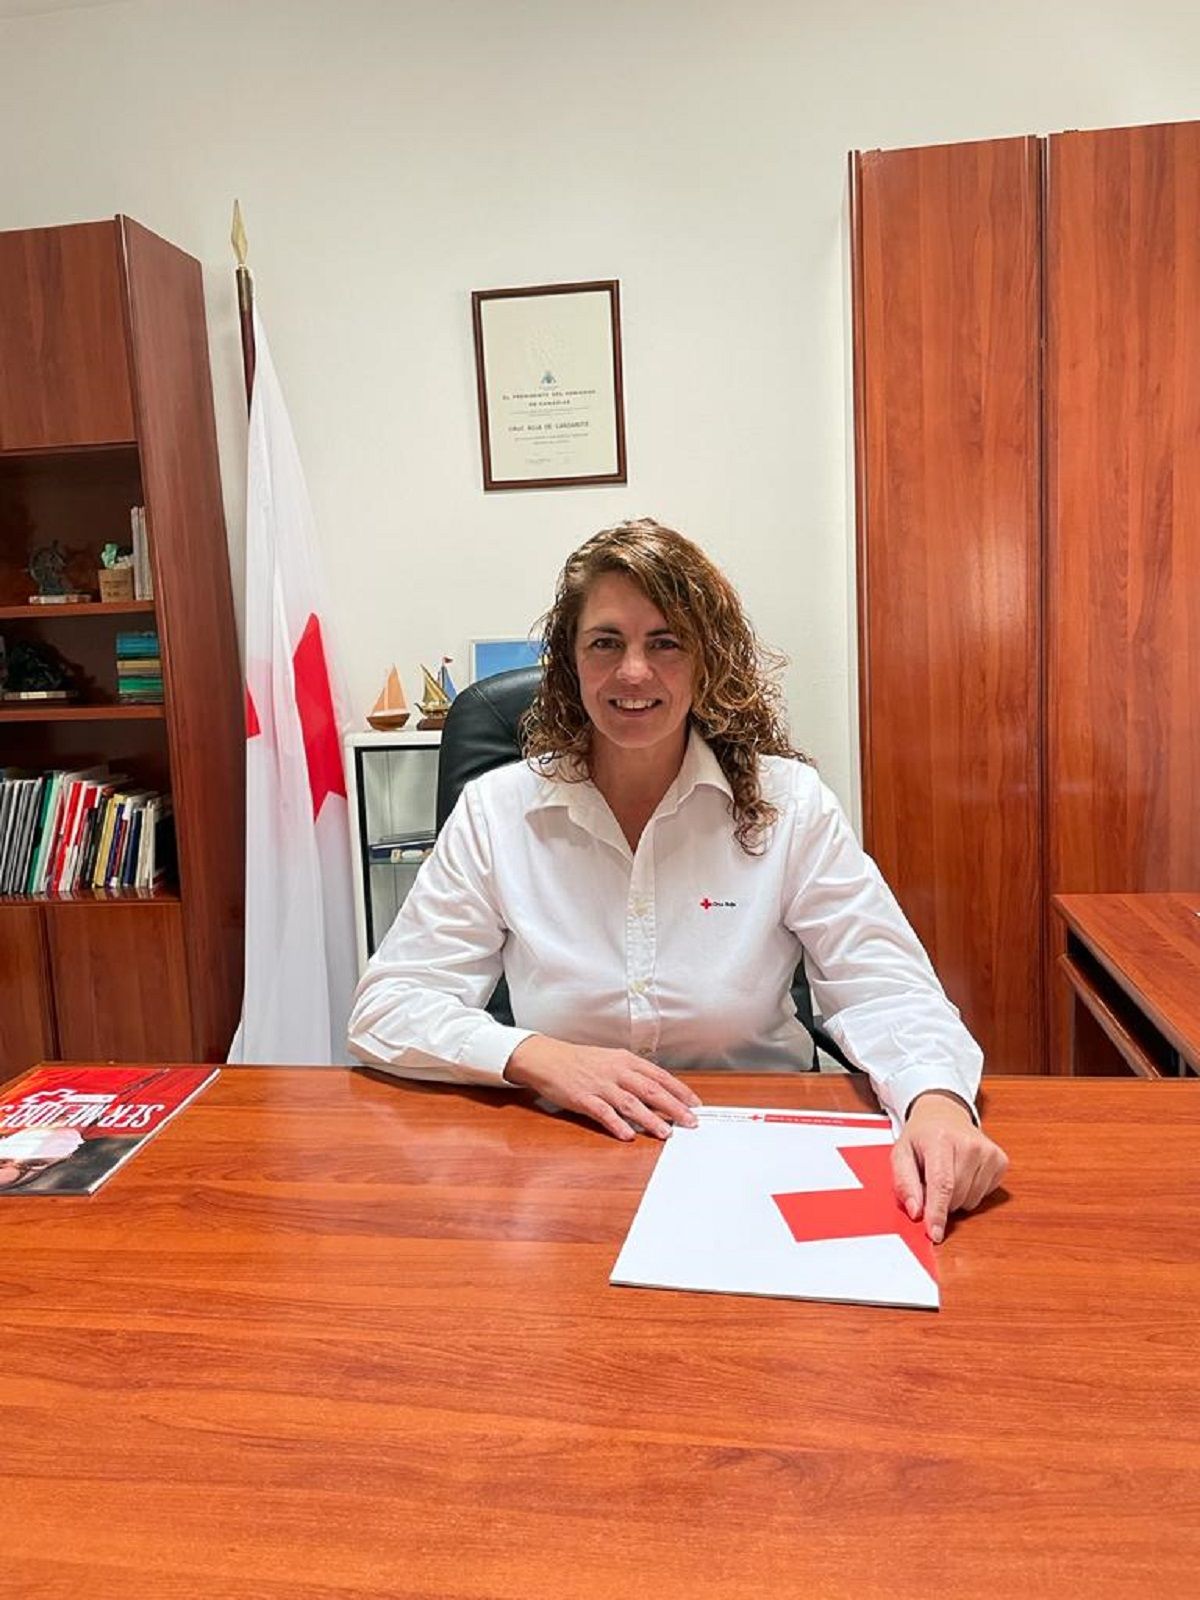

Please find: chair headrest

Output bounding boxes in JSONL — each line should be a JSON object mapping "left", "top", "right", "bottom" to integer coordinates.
{"left": 435, "top": 664, "right": 543, "bottom": 831}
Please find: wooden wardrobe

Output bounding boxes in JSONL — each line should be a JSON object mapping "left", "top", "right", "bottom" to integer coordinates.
{"left": 851, "top": 121, "right": 1200, "bottom": 1075}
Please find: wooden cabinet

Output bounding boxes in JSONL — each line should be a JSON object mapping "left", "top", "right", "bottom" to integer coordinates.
{"left": 1045, "top": 123, "right": 1200, "bottom": 1060}
{"left": 44, "top": 900, "right": 193, "bottom": 1062}
{"left": 852, "top": 136, "right": 1044, "bottom": 1077}
{"left": 852, "top": 120, "right": 1200, "bottom": 1076}
{"left": 0, "top": 222, "right": 136, "bottom": 450}
{"left": 0, "top": 905, "right": 56, "bottom": 1069}
{"left": 0, "top": 217, "right": 243, "bottom": 1082}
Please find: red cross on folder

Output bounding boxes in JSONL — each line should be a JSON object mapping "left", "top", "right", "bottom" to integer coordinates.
{"left": 772, "top": 1142, "right": 938, "bottom": 1279}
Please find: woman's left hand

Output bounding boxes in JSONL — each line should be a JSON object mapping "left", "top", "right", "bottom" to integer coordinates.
{"left": 891, "top": 1091, "right": 1009, "bottom": 1244}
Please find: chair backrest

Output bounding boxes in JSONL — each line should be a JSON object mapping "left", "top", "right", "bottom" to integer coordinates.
{"left": 433, "top": 665, "right": 846, "bottom": 1070}
{"left": 436, "top": 665, "right": 542, "bottom": 832}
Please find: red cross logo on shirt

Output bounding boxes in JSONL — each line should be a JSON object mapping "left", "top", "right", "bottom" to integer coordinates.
{"left": 700, "top": 898, "right": 713, "bottom": 910}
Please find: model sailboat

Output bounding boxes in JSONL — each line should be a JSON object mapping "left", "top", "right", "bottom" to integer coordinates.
{"left": 417, "top": 658, "right": 457, "bottom": 729}
{"left": 367, "top": 666, "right": 410, "bottom": 731}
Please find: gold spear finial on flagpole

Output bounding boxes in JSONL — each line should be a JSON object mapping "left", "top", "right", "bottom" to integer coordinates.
{"left": 231, "top": 198, "right": 249, "bottom": 269}
{"left": 231, "top": 199, "right": 256, "bottom": 410}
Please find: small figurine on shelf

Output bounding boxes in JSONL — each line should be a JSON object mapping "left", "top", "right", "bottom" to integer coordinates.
{"left": 27, "top": 542, "right": 89, "bottom": 605}
{"left": 98, "top": 544, "right": 135, "bottom": 604}
{"left": 416, "top": 658, "right": 457, "bottom": 730}
{"left": 0, "top": 639, "right": 78, "bottom": 701}
{"left": 367, "top": 665, "right": 410, "bottom": 731}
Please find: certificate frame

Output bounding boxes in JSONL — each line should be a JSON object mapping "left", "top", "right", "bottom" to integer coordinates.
{"left": 471, "top": 280, "right": 627, "bottom": 491}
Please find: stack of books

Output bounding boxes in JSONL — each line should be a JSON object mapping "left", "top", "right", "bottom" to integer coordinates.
{"left": 116, "top": 630, "right": 163, "bottom": 704}
{"left": 0, "top": 766, "right": 174, "bottom": 894}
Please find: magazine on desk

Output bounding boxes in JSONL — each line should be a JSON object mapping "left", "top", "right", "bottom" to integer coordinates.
{"left": 611, "top": 1106, "right": 941, "bottom": 1311}
{"left": 0, "top": 1065, "right": 218, "bottom": 1196}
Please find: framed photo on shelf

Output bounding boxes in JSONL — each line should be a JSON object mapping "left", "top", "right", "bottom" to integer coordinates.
{"left": 471, "top": 280, "right": 627, "bottom": 491}
{"left": 469, "top": 637, "right": 545, "bottom": 684}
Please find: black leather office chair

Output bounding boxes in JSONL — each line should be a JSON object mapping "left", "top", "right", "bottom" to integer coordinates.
{"left": 435, "top": 666, "right": 854, "bottom": 1071}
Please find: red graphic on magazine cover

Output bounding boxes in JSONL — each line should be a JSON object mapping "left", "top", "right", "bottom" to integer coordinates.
{"left": 0, "top": 1065, "right": 218, "bottom": 1196}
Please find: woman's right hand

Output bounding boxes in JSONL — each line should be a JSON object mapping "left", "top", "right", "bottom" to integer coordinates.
{"left": 503, "top": 1035, "right": 702, "bottom": 1141}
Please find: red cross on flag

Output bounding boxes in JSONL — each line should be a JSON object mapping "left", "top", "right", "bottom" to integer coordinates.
{"left": 228, "top": 311, "right": 356, "bottom": 1065}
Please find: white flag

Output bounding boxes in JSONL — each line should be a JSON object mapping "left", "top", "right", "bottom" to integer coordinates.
{"left": 228, "top": 310, "right": 357, "bottom": 1064}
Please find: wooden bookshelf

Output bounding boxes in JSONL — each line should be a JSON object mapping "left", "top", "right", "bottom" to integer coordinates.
{"left": 0, "top": 600, "right": 157, "bottom": 620}
{"left": 0, "top": 217, "right": 244, "bottom": 1079}
{"left": 0, "top": 704, "right": 166, "bottom": 722}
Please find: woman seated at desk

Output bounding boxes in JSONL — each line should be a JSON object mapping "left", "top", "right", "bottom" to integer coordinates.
{"left": 349, "top": 518, "right": 1008, "bottom": 1241}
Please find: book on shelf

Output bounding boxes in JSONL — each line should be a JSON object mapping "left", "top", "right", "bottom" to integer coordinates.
{"left": 0, "top": 766, "right": 174, "bottom": 895}
{"left": 116, "top": 629, "right": 160, "bottom": 657}
{"left": 0, "top": 1065, "right": 217, "bottom": 1196}
{"left": 129, "top": 505, "right": 154, "bottom": 602}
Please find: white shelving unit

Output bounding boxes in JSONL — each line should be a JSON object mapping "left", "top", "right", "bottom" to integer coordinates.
{"left": 345, "top": 728, "right": 441, "bottom": 972}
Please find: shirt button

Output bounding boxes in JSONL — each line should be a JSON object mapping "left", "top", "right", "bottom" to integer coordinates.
{"left": 630, "top": 978, "right": 647, "bottom": 996}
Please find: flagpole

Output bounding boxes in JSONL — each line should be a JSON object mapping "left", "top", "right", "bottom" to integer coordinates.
{"left": 231, "top": 199, "right": 256, "bottom": 412}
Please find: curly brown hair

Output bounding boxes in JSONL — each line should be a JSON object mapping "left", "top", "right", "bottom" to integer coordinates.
{"left": 521, "top": 518, "right": 808, "bottom": 852}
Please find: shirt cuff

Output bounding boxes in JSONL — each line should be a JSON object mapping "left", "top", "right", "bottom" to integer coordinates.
{"left": 456, "top": 1020, "right": 536, "bottom": 1085}
{"left": 873, "top": 1063, "right": 982, "bottom": 1133}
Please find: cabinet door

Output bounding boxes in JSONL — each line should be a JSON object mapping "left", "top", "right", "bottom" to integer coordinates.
{"left": 0, "top": 221, "right": 136, "bottom": 450}
{"left": 853, "top": 138, "right": 1045, "bottom": 1074}
{"left": 1046, "top": 126, "right": 1200, "bottom": 900}
{"left": 0, "top": 905, "right": 56, "bottom": 1082}
{"left": 45, "top": 902, "right": 194, "bottom": 1062}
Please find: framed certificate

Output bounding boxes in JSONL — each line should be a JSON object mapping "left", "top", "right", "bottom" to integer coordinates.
{"left": 471, "top": 280, "right": 627, "bottom": 491}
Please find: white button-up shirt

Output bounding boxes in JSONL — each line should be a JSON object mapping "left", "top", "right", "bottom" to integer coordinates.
{"left": 348, "top": 735, "right": 983, "bottom": 1126}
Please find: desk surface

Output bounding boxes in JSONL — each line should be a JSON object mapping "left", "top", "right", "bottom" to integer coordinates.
{"left": 3, "top": 1067, "right": 1199, "bottom": 1599}
{"left": 1055, "top": 892, "right": 1200, "bottom": 1067}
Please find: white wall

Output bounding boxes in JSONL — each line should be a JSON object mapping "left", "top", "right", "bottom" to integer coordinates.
{"left": 1, "top": 0, "right": 1197, "bottom": 809}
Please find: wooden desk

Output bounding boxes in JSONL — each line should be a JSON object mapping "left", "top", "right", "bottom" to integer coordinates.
{"left": 3, "top": 1068, "right": 1199, "bottom": 1599}
{"left": 1055, "top": 892, "right": 1200, "bottom": 1078}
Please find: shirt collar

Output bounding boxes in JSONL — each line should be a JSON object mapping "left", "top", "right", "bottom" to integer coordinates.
{"left": 528, "top": 729, "right": 733, "bottom": 820}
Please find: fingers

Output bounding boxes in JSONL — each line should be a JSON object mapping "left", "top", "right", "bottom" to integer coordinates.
{"left": 959, "top": 1144, "right": 1010, "bottom": 1212}
{"left": 612, "top": 1089, "right": 673, "bottom": 1141}
{"left": 579, "top": 1094, "right": 637, "bottom": 1142}
{"left": 628, "top": 1071, "right": 699, "bottom": 1130}
{"left": 890, "top": 1137, "right": 924, "bottom": 1221}
{"left": 643, "top": 1062, "right": 703, "bottom": 1108}
{"left": 510, "top": 1041, "right": 702, "bottom": 1143}
{"left": 921, "top": 1137, "right": 958, "bottom": 1245}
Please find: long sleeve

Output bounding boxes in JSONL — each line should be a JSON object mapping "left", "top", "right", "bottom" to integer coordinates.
{"left": 347, "top": 784, "right": 533, "bottom": 1084}
{"left": 783, "top": 773, "right": 983, "bottom": 1127}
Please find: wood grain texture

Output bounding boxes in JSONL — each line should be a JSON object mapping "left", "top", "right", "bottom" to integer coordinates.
{"left": 0, "top": 221, "right": 135, "bottom": 449}
{"left": 120, "top": 217, "right": 244, "bottom": 1061}
{"left": 854, "top": 139, "right": 1044, "bottom": 1075}
{"left": 1046, "top": 125, "right": 1200, "bottom": 1064}
{"left": 1, "top": 1067, "right": 1198, "bottom": 1600}
{"left": 0, "top": 904, "right": 55, "bottom": 1079}
{"left": 43, "top": 900, "right": 192, "bottom": 1060}
{"left": 1056, "top": 892, "right": 1200, "bottom": 1070}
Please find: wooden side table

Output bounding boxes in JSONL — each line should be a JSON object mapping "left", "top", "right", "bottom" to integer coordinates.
{"left": 1054, "top": 892, "right": 1200, "bottom": 1077}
